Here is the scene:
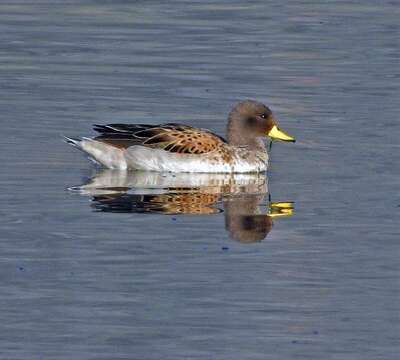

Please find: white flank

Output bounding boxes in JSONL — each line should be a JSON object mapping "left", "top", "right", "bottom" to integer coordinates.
{"left": 125, "top": 146, "right": 267, "bottom": 173}
{"left": 68, "top": 140, "right": 268, "bottom": 173}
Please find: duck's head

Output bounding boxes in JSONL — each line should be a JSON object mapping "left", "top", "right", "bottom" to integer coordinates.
{"left": 227, "top": 100, "right": 295, "bottom": 148}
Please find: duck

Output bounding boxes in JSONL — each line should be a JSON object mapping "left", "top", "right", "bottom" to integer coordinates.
{"left": 65, "top": 100, "right": 295, "bottom": 173}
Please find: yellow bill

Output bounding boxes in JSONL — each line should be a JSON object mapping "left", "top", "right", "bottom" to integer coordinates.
{"left": 267, "top": 125, "right": 295, "bottom": 142}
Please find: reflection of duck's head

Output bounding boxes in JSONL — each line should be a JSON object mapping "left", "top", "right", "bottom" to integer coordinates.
{"left": 224, "top": 194, "right": 272, "bottom": 243}
{"left": 224, "top": 198, "right": 294, "bottom": 243}
{"left": 70, "top": 170, "right": 292, "bottom": 242}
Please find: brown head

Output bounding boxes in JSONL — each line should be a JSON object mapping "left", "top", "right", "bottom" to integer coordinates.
{"left": 226, "top": 100, "right": 295, "bottom": 149}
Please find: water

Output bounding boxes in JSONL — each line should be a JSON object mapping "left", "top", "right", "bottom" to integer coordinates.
{"left": 1, "top": 1, "right": 399, "bottom": 359}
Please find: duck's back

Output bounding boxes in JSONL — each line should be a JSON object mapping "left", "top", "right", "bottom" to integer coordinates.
{"left": 93, "top": 123, "right": 226, "bottom": 154}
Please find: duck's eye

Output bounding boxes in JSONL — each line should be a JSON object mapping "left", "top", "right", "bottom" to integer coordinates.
{"left": 260, "top": 114, "right": 267, "bottom": 119}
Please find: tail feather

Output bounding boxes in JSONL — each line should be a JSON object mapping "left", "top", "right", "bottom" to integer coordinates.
{"left": 63, "top": 135, "right": 127, "bottom": 169}
{"left": 63, "top": 136, "right": 82, "bottom": 147}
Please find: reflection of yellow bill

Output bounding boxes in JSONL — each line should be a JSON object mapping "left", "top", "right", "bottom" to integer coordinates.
{"left": 268, "top": 201, "right": 294, "bottom": 218}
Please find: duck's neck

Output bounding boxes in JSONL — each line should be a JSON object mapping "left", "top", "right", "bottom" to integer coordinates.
{"left": 226, "top": 116, "right": 266, "bottom": 152}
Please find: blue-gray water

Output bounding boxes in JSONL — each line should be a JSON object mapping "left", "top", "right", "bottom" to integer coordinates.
{"left": 1, "top": 1, "right": 399, "bottom": 359}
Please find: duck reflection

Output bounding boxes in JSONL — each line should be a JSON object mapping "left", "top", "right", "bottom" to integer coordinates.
{"left": 71, "top": 170, "right": 293, "bottom": 242}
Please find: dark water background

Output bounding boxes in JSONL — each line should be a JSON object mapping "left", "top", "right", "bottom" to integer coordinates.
{"left": 0, "top": 1, "right": 399, "bottom": 359}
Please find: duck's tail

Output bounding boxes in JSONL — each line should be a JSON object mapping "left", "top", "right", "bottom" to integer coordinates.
{"left": 63, "top": 136, "right": 82, "bottom": 148}
{"left": 63, "top": 136, "right": 127, "bottom": 169}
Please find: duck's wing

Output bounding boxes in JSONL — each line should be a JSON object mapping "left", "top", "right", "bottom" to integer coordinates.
{"left": 93, "top": 123, "right": 227, "bottom": 154}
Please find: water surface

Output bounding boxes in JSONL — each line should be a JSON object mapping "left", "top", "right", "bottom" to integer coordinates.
{"left": 0, "top": 1, "right": 399, "bottom": 359}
